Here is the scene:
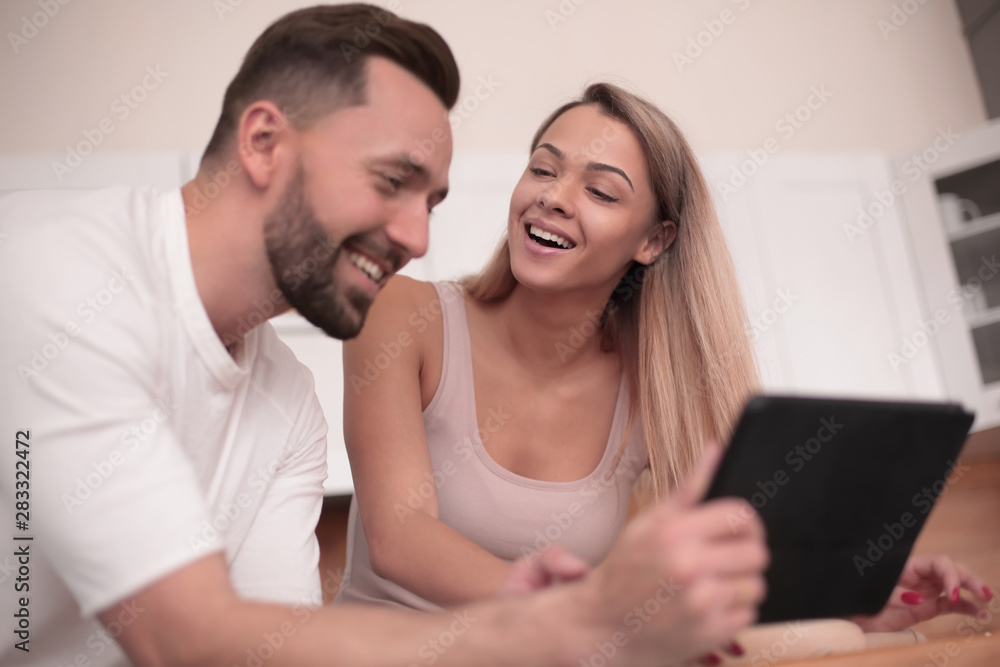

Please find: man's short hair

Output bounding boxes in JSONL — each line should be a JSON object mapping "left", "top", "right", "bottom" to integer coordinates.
{"left": 202, "top": 3, "right": 460, "bottom": 161}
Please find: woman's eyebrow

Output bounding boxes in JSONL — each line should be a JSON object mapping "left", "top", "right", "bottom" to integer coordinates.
{"left": 536, "top": 142, "right": 564, "bottom": 159}
{"left": 535, "top": 142, "right": 634, "bottom": 191}
{"left": 587, "top": 162, "right": 633, "bottom": 191}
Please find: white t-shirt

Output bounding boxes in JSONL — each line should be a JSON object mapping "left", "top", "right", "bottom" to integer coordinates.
{"left": 0, "top": 186, "right": 328, "bottom": 666}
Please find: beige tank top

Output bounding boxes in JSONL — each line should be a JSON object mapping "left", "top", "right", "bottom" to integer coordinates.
{"left": 335, "top": 282, "right": 648, "bottom": 610}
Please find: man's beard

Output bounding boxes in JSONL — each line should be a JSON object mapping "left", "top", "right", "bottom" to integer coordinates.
{"left": 263, "top": 167, "right": 371, "bottom": 340}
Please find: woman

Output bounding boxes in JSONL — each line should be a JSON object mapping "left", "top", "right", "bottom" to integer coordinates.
{"left": 336, "top": 83, "right": 993, "bottom": 658}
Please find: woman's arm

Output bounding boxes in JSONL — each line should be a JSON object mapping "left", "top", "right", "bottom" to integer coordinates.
{"left": 342, "top": 275, "right": 512, "bottom": 606}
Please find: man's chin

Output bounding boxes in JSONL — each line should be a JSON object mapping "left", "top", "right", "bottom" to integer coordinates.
{"left": 295, "top": 293, "right": 371, "bottom": 340}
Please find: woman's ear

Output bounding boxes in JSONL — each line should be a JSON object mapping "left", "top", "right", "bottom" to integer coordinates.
{"left": 633, "top": 220, "right": 678, "bottom": 265}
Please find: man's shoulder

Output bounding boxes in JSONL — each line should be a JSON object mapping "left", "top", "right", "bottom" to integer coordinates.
{"left": 249, "top": 322, "right": 327, "bottom": 431}
{"left": 0, "top": 185, "right": 167, "bottom": 229}
{"left": 0, "top": 186, "right": 181, "bottom": 377}
{"left": 0, "top": 186, "right": 178, "bottom": 276}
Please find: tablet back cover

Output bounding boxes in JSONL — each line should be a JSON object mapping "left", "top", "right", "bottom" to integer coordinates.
{"left": 704, "top": 396, "right": 974, "bottom": 623}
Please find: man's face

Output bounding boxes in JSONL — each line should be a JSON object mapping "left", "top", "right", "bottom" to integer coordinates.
{"left": 264, "top": 57, "right": 452, "bottom": 339}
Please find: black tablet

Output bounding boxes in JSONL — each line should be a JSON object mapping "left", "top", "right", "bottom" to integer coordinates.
{"left": 703, "top": 395, "right": 975, "bottom": 623}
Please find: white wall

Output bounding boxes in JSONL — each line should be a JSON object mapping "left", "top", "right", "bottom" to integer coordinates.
{"left": 0, "top": 0, "right": 986, "bottom": 158}
{"left": 1, "top": 1, "right": 993, "bottom": 490}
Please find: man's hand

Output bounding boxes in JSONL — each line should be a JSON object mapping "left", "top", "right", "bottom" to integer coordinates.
{"left": 582, "top": 444, "right": 769, "bottom": 666}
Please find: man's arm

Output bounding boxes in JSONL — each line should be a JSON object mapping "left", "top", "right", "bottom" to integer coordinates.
{"left": 103, "top": 445, "right": 769, "bottom": 667}
{"left": 102, "top": 551, "right": 585, "bottom": 667}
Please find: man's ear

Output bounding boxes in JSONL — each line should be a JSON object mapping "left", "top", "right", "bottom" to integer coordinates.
{"left": 235, "top": 101, "right": 293, "bottom": 189}
{"left": 633, "top": 220, "right": 678, "bottom": 265}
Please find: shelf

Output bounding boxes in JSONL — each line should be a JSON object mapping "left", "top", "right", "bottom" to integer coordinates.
{"left": 968, "top": 307, "right": 1000, "bottom": 329}
{"left": 947, "top": 212, "right": 1000, "bottom": 242}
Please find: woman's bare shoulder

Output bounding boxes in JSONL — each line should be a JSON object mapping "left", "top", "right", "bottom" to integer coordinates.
{"left": 356, "top": 274, "right": 439, "bottom": 337}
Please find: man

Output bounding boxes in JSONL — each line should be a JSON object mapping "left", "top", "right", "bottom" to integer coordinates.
{"left": 0, "top": 4, "right": 766, "bottom": 665}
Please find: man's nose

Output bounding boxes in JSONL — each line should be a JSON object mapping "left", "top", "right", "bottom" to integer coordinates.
{"left": 385, "top": 200, "right": 429, "bottom": 261}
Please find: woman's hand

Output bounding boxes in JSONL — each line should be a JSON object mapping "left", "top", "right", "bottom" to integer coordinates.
{"left": 849, "top": 554, "right": 995, "bottom": 632}
{"left": 499, "top": 544, "right": 590, "bottom": 596}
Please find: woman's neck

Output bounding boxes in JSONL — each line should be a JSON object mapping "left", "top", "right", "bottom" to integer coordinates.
{"left": 482, "top": 283, "right": 617, "bottom": 376}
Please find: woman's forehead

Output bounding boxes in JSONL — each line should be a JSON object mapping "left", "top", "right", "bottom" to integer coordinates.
{"left": 540, "top": 107, "right": 644, "bottom": 163}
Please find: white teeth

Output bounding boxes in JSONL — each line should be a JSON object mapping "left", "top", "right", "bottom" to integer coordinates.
{"left": 529, "top": 224, "right": 573, "bottom": 250}
{"left": 348, "top": 251, "right": 384, "bottom": 282}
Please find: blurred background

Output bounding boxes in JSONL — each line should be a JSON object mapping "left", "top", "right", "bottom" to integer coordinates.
{"left": 1, "top": 0, "right": 998, "bottom": 494}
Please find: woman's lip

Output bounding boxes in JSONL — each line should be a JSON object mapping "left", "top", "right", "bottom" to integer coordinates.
{"left": 521, "top": 222, "right": 573, "bottom": 257}
{"left": 524, "top": 219, "right": 577, "bottom": 248}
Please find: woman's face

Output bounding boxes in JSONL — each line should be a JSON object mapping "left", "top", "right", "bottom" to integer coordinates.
{"left": 507, "top": 104, "right": 673, "bottom": 296}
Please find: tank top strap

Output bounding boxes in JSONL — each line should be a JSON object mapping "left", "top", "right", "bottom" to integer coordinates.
{"left": 422, "top": 281, "right": 473, "bottom": 423}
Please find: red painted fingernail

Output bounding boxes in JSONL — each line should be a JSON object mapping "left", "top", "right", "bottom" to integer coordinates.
{"left": 729, "top": 641, "right": 745, "bottom": 656}
{"left": 901, "top": 591, "right": 924, "bottom": 605}
{"left": 952, "top": 587, "right": 961, "bottom": 605}
{"left": 702, "top": 654, "right": 722, "bottom": 666}
{"left": 984, "top": 586, "right": 995, "bottom": 601}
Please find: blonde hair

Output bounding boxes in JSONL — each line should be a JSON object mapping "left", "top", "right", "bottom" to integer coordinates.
{"left": 463, "top": 83, "right": 760, "bottom": 497}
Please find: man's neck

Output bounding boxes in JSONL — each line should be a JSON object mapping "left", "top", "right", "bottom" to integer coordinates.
{"left": 180, "top": 175, "right": 289, "bottom": 348}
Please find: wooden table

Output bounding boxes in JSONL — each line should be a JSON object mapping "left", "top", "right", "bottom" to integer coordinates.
{"left": 762, "top": 457, "right": 1000, "bottom": 666}
{"left": 781, "top": 635, "right": 1000, "bottom": 666}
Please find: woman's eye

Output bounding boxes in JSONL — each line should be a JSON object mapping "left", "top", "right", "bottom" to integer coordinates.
{"left": 589, "top": 188, "right": 618, "bottom": 203}
{"left": 382, "top": 174, "right": 403, "bottom": 191}
{"left": 529, "top": 167, "right": 554, "bottom": 178}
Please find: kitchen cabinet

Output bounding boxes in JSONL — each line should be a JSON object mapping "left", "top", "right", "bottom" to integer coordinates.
{"left": 897, "top": 119, "right": 1000, "bottom": 431}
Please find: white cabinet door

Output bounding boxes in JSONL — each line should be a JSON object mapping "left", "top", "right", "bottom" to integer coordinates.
{"left": 710, "top": 154, "right": 938, "bottom": 400}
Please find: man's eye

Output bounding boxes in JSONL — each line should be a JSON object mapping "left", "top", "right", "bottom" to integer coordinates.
{"left": 529, "top": 167, "right": 554, "bottom": 178}
{"left": 383, "top": 174, "right": 403, "bottom": 191}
